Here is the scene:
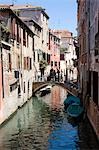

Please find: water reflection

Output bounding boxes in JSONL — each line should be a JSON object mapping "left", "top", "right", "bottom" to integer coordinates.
{"left": 51, "top": 86, "right": 61, "bottom": 108}
{"left": 0, "top": 85, "right": 98, "bottom": 150}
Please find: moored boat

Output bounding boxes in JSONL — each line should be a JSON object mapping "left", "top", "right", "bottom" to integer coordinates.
{"left": 40, "top": 85, "right": 52, "bottom": 97}
{"left": 64, "top": 95, "right": 80, "bottom": 109}
{"left": 67, "top": 103, "right": 84, "bottom": 119}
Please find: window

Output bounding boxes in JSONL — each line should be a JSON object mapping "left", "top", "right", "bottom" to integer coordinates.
{"left": 24, "top": 82, "right": 25, "bottom": 93}
{"left": 19, "top": 27, "right": 21, "bottom": 43}
{"left": 24, "top": 57, "right": 32, "bottom": 70}
{"left": 54, "top": 37, "right": 55, "bottom": 42}
{"left": 34, "top": 51, "right": 35, "bottom": 62}
{"left": 11, "top": 17, "right": 15, "bottom": 39}
{"left": 27, "top": 33, "right": 29, "bottom": 47}
{"left": 93, "top": 71, "right": 98, "bottom": 105}
{"left": 47, "top": 54, "right": 50, "bottom": 64}
{"left": 51, "top": 35, "right": 52, "bottom": 40}
{"left": 32, "top": 38, "right": 34, "bottom": 51}
{"left": 51, "top": 61, "right": 53, "bottom": 66}
{"left": 43, "top": 52, "right": 46, "bottom": 60}
{"left": 17, "top": 23, "right": 19, "bottom": 42}
{"left": 38, "top": 53, "right": 39, "bottom": 62}
{"left": 59, "top": 62, "right": 60, "bottom": 68}
{"left": 28, "top": 81, "right": 29, "bottom": 92}
{"left": 14, "top": 71, "right": 19, "bottom": 78}
{"left": 55, "top": 61, "right": 57, "bottom": 67}
{"left": 23, "top": 29, "right": 26, "bottom": 46}
{"left": 30, "top": 58, "right": 32, "bottom": 70}
{"left": 27, "top": 57, "right": 29, "bottom": 70}
{"left": 60, "top": 54, "right": 64, "bottom": 60}
{"left": 24, "top": 57, "right": 27, "bottom": 70}
{"left": 42, "top": 29, "right": 44, "bottom": 44}
{"left": 18, "top": 55, "right": 20, "bottom": 69}
{"left": 8, "top": 53, "right": 12, "bottom": 71}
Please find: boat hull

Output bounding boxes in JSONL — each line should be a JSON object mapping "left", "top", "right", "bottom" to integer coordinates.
{"left": 40, "top": 89, "right": 50, "bottom": 97}
{"left": 67, "top": 103, "right": 84, "bottom": 120}
{"left": 64, "top": 95, "right": 81, "bottom": 110}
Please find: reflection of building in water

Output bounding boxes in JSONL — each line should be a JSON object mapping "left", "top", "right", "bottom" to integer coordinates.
{"left": 60, "top": 87, "right": 68, "bottom": 102}
{"left": 51, "top": 86, "right": 61, "bottom": 108}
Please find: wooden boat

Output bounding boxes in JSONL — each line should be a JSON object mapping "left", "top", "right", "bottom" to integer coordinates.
{"left": 40, "top": 85, "right": 51, "bottom": 97}
{"left": 67, "top": 103, "right": 84, "bottom": 119}
{"left": 64, "top": 95, "right": 80, "bottom": 109}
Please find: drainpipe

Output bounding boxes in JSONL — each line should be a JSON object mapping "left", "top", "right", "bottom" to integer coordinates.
{"left": 0, "top": 23, "right": 4, "bottom": 99}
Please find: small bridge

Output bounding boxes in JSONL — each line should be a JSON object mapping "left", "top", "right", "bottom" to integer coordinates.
{"left": 32, "top": 81, "right": 80, "bottom": 97}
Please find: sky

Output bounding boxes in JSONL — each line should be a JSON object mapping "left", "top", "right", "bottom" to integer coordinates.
{"left": 0, "top": 0, "right": 77, "bottom": 36}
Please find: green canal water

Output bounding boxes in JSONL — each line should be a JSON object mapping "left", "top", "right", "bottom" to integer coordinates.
{"left": 0, "top": 85, "right": 99, "bottom": 150}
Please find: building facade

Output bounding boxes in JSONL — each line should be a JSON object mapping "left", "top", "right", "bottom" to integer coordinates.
{"left": 11, "top": 5, "right": 50, "bottom": 79}
{"left": 0, "top": 6, "right": 35, "bottom": 124}
{"left": 0, "top": 3, "right": 80, "bottom": 127}
{"left": 54, "top": 30, "right": 77, "bottom": 81}
{"left": 19, "top": 17, "right": 42, "bottom": 81}
{"left": 49, "top": 29, "right": 60, "bottom": 72}
{"left": 77, "top": 0, "right": 99, "bottom": 139}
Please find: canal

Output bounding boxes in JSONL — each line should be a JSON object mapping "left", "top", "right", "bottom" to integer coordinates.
{"left": 0, "top": 85, "right": 99, "bottom": 150}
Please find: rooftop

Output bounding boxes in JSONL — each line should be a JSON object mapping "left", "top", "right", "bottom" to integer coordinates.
{"left": 10, "top": 4, "right": 42, "bottom": 10}
{"left": 0, "top": 4, "right": 10, "bottom": 8}
{"left": 0, "top": 6, "right": 35, "bottom": 36}
{"left": 10, "top": 4, "right": 49, "bottom": 19}
{"left": 53, "top": 30, "right": 73, "bottom": 38}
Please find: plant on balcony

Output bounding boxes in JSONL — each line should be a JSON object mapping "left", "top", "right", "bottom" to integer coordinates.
{"left": 0, "top": 22, "right": 10, "bottom": 42}
{"left": 0, "top": 22, "right": 10, "bottom": 33}
{"left": 60, "top": 47, "right": 68, "bottom": 53}
{"left": 13, "top": 10, "right": 20, "bottom": 16}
